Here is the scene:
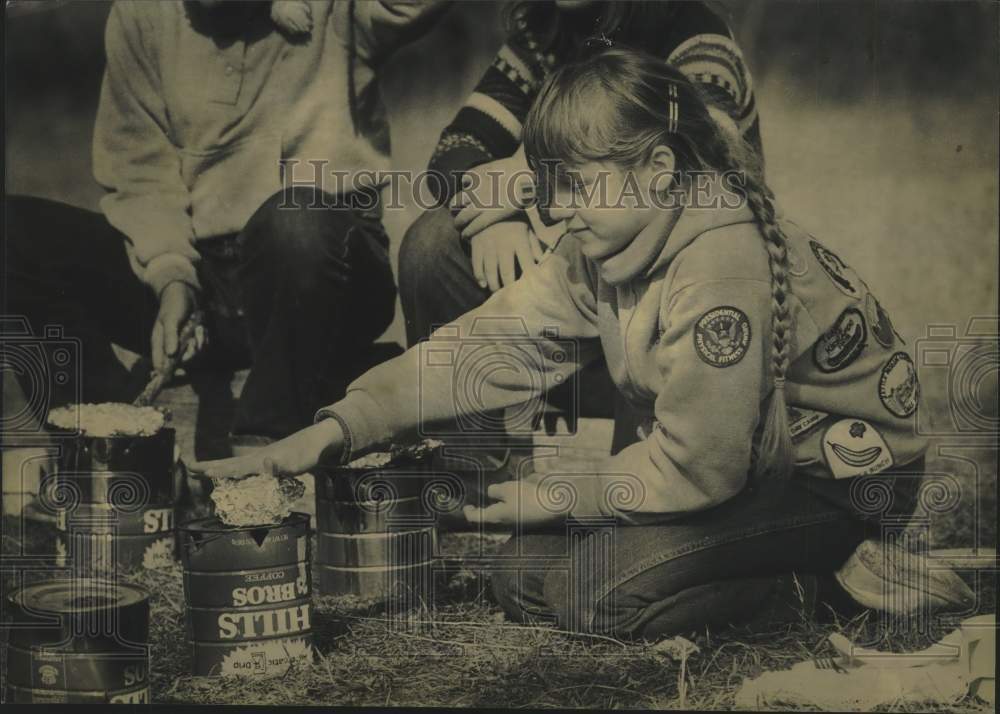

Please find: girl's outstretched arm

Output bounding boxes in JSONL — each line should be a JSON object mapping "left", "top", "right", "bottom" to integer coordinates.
{"left": 316, "top": 239, "right": 603, "bottom": 466}
{"left": 190, "top": 419, "right": 345, "bottom": 480}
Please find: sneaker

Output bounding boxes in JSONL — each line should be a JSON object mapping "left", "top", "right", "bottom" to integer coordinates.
{"left": 834, "top": 538, "right": 976, "bottom": 615}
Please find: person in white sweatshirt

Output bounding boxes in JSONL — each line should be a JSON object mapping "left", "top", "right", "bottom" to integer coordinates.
{"left": 5, "top": 0, "right": 445, "bottom": 445}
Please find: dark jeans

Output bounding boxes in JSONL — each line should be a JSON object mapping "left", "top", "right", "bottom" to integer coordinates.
{"left": 490, "top": 461, "right": 924, "bottom": 640}
{"left": 3, "top": 189, "right": 396, "bottom": 440}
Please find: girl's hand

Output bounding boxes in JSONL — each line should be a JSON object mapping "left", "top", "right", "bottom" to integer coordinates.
{"left": 463, "top": 479, "right": 569, "bottom": 527}
{"left": 470, "top": 220, "right": 545, "bottom": 292}
{"left": 189, "top": 419, "right": 344, "bottom": 480}
{"left": 451, "top": 153, "right": 535, "bottom": 239}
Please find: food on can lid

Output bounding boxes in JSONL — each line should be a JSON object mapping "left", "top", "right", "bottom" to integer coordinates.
{"left": 346, "top": 438, "right": 443, "bottom": 469}
{"left": 47, "top": 403, "right": 166, "bottom": 437}
{"left": 210, "top": 474, "right": 307, "bottom": 527}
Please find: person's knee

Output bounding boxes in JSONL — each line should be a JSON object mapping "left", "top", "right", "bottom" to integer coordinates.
{"left": 489, "top": 537, "right": 561, "bottom": 626}
{"left": 242, "top": 188, "right": 354, "bottom": 270}
{"left": 398, "top": 206, "right": 460, "bottom": 292}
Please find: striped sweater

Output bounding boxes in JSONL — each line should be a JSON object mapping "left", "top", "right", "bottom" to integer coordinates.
{"left": 428, "top": 1, "right": 761, "bottom": 203}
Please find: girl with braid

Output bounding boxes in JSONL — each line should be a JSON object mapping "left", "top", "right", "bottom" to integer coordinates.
{"left": 196, "top": 48, "right": 973, "bottom": 639}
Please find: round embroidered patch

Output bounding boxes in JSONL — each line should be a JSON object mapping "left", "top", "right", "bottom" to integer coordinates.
{"left": 694, "top": 306, "right": 751, "bottom": 367}
{"left": 879, "top": 352, "right": 920, "bottom": 417}
{"left": 810, "top": 240, "right": 862, "bottom": 299}
{"left": 814, "top": 308, "right": 867, "bottom": 373}
{"left": 866, "top": 294, "right": 895, "bottom": 349}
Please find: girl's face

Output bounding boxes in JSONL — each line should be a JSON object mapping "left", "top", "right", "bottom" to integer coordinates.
{"left": 547, "top": 148, "right": 676, "bottom": 263}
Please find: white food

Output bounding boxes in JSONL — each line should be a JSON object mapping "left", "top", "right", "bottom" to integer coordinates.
{"left": 47, "top": 403, "right": 166, "bottom": 437}
{"left": 211, "top": 474, "right": 306, "bottom": 527}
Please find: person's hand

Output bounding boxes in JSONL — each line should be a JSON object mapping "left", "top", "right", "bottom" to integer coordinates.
{"left": 463, "top": 479, "right": 568, "bottom": 527}
{"left": 470, "top": 220, "right": 545, "bottom": 292}
{"left": 152, "top": 281, "right": 205, "bottom": 372}
{"left": 189, "top": 419, "right": 345, "bottom": 480}
{"left": 270, "top": 0, "right": 313, "bottom": 34}
{"left": 451, "top": 155, "right": 535, "bottom": 239}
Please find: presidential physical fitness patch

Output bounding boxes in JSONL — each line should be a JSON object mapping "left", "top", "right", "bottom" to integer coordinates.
{"left": 694, "top": 306, "right": 751, "bottom": 367}
{"left": 866, "top": 294, "right": 896, "bottom": 348}
{"left": 813, "top": 308, "right": 867, "bottom": 373}
{"left": 822, "top": 418, "right": 894, "bottom": 479}
{"left": 879, "top": 352, "right": 920, "bottom": 417}
{"left": 809, "top": 240, "right": 862, "bottom": 299}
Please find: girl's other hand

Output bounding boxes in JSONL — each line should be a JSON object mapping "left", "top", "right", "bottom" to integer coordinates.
{"left": 451, "top": 156, "right": 535, "bottom": 239}
{"left": 463, "top": 479, "right": 567, "bottom": 527}
{"left": 470, "top": 220, "right": 545, "bottom": 292}
{"left": 189, "top": 419, "right": 345, "bottom": 480}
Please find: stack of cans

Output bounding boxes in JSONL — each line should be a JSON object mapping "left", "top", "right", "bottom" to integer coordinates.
{"left": 178, "top": 513, "right": 314, "bottom": 677}
{"left": 314, "top": 450, "right": 439, "bottom": 602}
{"left": 48, "top": 428, "right": 177, "bottom": 572}
{"left": 2, "top": 579, "right": 150, "bottom": 704}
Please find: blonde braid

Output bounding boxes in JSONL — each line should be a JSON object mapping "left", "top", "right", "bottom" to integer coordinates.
{"left": 714, "top": 136, "right": 794, "bottom": 480}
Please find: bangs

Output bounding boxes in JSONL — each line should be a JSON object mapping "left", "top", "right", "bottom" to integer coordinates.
{"left": 523, "top": 55, "right": 666, "bottom": 181}
{"left": 524, "top": 65, "right": 620, "bottom": 172}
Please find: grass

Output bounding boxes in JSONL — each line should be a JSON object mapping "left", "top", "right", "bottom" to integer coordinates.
{"left": 2, "top": 520, "right": 995, "bottom": 710}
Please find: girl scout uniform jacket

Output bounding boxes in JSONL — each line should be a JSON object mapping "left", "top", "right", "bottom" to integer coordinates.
{"left": 318, "top": 189, "right": 928, "bottom": 521}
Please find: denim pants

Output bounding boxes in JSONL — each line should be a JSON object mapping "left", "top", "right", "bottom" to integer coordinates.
{"left": 3, "top": 189, "right": 396, "bottom": 440}
{"left": 489, "top": 462, "right": 924, "bottom": 640}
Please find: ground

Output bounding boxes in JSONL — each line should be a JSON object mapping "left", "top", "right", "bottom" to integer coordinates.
{"left": 2, "top": 432, "right": 996, "bottom": 711}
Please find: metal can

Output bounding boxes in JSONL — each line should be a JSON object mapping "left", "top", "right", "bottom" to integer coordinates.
{"left": 55, "top": 531, "right": 177, "bottom": 572}
{"left": 4, "top": 683, "right": 150, "bottom": 704}
{"left": 178, "top": 513, "right": 310, "bottom": 572}
{"left": 54, "top": 503, "right": 175, "bottom": 535}
{"left": 316, "top": 527, "right": 436, "bottom": 567}
{"left": 315, "top": 496, "right": 429, "bottom": 533}
{"left": 178, "top": 513, "right": 314, "bottom": 676}
{"left": 185, "top": 598, "right": 312, "bottom": 643}
{"left": 188, "top": 634, "right": 314, "bottom": 678}
{"left": 314, "top": 446, "right": 442, "bottom": 601}
{"left": 3, "top": 645, "right": 148, "bottom": 692}
{"left": 48, "top": 427, "right": 176, "bottom": 494}
{"left": 3, "top": 579, "right": 149, "bottom": 652}
{"left": 183, "top": 561, "right": 310, "bottom": 609}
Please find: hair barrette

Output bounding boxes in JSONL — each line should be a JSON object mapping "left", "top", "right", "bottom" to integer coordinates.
{"left": 667, "top": 84, "right": 679, "bottom": 134}
{"left": 583, "top": 33, "right": 614, "bottom": 52}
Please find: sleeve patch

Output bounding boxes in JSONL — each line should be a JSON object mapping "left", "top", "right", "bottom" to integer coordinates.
{"left": 822, "top": 418, "right": 894, "bottom": 478}
{"left": 813, "top": 308, "right": 867, "bottom": 373}
{"left": 866, "top": 294, "right": 896, "bottom": 348}
{"left": 809, "top": 240, "right": 863, "bottom": 299}
{"left": 693, "top": 306, "right": 751, "bottom": 367}
{"left": 879, "top": 352, "right": 920, "bottom": 418}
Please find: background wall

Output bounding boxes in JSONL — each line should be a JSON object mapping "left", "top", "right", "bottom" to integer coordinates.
{"left": 6, "top": 0, "right": 997, "bottom": 346}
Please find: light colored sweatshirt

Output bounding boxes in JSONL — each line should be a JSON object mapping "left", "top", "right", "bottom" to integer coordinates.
{"left": 317, "top": 185, "right": 928, "bottom": 521}
{"left": 93, "top": 0, "right": 444, "bottom": 296}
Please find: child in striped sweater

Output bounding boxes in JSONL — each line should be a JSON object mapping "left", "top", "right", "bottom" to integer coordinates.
{"left": 400, "top": 0, "right": 762, "bottom": 474}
